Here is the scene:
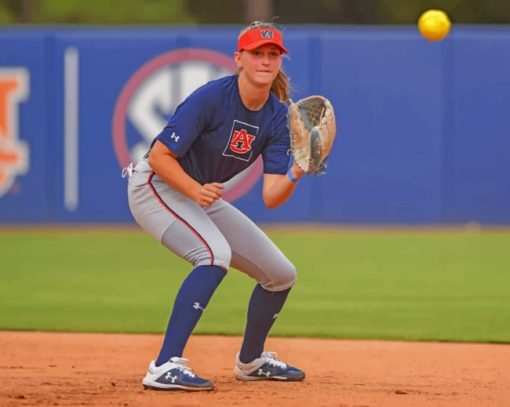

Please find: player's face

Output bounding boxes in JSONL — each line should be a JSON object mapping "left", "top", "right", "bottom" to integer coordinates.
{"left": 236, "top": 45, "right": 283, "bottom": 87}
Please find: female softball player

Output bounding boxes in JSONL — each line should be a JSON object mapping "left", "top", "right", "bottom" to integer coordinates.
{"left": 127, "top": 21, "right": 305, "bottom": 391}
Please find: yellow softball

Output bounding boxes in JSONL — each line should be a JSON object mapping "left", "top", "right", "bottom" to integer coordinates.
{"left": 418, "top": 9, "right": 451, "bottom": 41}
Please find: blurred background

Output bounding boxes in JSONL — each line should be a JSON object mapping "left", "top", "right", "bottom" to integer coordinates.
{"left": 1, "top": 0, "right": 510, "bottom": 225}
{"left": 2, "top": 0, "right": 510, "bottom": 24}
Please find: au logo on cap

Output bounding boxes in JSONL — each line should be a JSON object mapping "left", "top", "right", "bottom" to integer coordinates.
{"left": 261, "top": 30, "right": 273, "bottom": 39}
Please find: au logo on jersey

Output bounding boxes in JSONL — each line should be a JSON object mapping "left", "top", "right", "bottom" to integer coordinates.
{"left": 223, "top": 120, "right": 258, "bottom": 162}
{"left": 0, "top": 68, "right": 29, "bottom": 198}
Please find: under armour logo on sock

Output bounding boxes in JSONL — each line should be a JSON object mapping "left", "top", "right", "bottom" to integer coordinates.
{"left": 170, "top": 132, "right": 180, "bottom": 142}
{"left": 193, "top": 302, "right": 205, "bottom": 312}
{"left": 272, "top": 313, "right": 279, "bottom": 319}
{"left": 164, "top": 372, "right": 178, "bottom": 383}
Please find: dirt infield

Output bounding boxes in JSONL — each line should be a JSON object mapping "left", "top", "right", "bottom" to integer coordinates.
{"left": 1, "top": 332, "right": 509, "bottom": 406}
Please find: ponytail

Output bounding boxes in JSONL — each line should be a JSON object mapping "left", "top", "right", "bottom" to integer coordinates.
{"left": 271, "top": 69, "right": 291, "bottom": 102}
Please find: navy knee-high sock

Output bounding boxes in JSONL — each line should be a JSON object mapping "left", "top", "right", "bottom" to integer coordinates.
{"left": 239, "top": 284, "right": 291, "bottom": 364}
{"left": 155, "top": 265, "right": 225, "bottom": 366}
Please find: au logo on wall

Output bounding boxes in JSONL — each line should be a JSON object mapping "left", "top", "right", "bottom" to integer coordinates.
{"left": 0, "top": 68, "right": 30, "bottom": 198}
{"left": 112, "top": 48, "right": 263, "bottom": 202}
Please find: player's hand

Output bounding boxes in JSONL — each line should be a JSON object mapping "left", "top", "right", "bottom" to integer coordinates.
{"left": 196, "top": 182, "right": 224, "bottom": 208}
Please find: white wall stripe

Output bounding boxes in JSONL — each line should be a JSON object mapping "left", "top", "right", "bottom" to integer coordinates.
{"left": 64, "top": 47, "right": 79, "bottom": 212}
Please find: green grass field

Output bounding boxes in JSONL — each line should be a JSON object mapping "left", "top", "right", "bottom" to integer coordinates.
{"left": 1, "top": 227, "right": 509, "bottom": 343}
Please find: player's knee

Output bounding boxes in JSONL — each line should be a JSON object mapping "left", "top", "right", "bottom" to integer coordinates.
{"left": 263, "top": 261, "right": 297, "bottom": 292}
{"left": 194, "top": 242, "right": 231, "bottom": 270}
{"left": 212, "top": 244, "right": 231, "bottom": 270}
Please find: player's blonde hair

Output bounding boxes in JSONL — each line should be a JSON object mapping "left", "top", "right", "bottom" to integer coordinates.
{"left": 238, "top": 21, "right": 291, "bottom": 102}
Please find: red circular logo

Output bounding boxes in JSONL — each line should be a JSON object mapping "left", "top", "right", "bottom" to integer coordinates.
{"left": 112, "top": 48, "right": 263, "bottom": 202}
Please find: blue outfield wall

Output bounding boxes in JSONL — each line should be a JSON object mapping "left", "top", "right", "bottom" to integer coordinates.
{"left": 0, "top": 25, "right": 509, "bottom": 224}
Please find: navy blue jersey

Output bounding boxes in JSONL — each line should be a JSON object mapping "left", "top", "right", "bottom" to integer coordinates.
{"left": 153, "top": 75, "right": 290, "bottom": 184}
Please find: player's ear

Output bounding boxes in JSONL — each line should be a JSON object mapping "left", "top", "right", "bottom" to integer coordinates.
{"left": 234, "top": 51, "right": 242, "bottom": 69}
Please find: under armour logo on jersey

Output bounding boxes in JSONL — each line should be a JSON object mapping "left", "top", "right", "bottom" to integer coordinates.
{"left": 193, "top": 302, "right": 205, "bottom": 312}
{"left": 223, "top": 120, "right": 258, "bottom": 162}
{"left": 261, "top": 30, "right": 273, "bottom": 39}
{"left": 170, "top": 132, "right": 180, "bottom": 142}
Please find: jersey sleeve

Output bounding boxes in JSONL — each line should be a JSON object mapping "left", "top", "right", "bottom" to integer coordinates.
{"left": 262, "top": 104, "right": 291, "bottom": 175}
{"left": 153, "top": 87, "right": 213, "bottom": 157}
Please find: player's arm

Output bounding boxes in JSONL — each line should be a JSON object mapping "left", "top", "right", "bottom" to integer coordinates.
{"left": 262, "top": 161, "right": 304, "bottom": 209}
{"left": 148, "top": 140, "right": 223, "bottom": 208}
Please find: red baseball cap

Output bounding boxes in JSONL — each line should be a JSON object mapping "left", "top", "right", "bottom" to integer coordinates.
{"left": 237, "top": 27, "right": 288, "bottom": 54}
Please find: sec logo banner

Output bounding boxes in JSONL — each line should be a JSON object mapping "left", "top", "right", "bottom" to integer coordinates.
{"left": 112, "top": 48, "right": 263, "bottom": 202}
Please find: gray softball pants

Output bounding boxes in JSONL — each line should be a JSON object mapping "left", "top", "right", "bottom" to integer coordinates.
{"left": 127, "top": 159, "right": 296, "bottom": 292}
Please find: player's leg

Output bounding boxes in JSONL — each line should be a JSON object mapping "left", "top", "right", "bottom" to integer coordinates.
{"left": 128, "top": 161, "right": 230, "bottom": 390}
{"left": 205, "top": 200, "right": 305, "bottom": 381}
